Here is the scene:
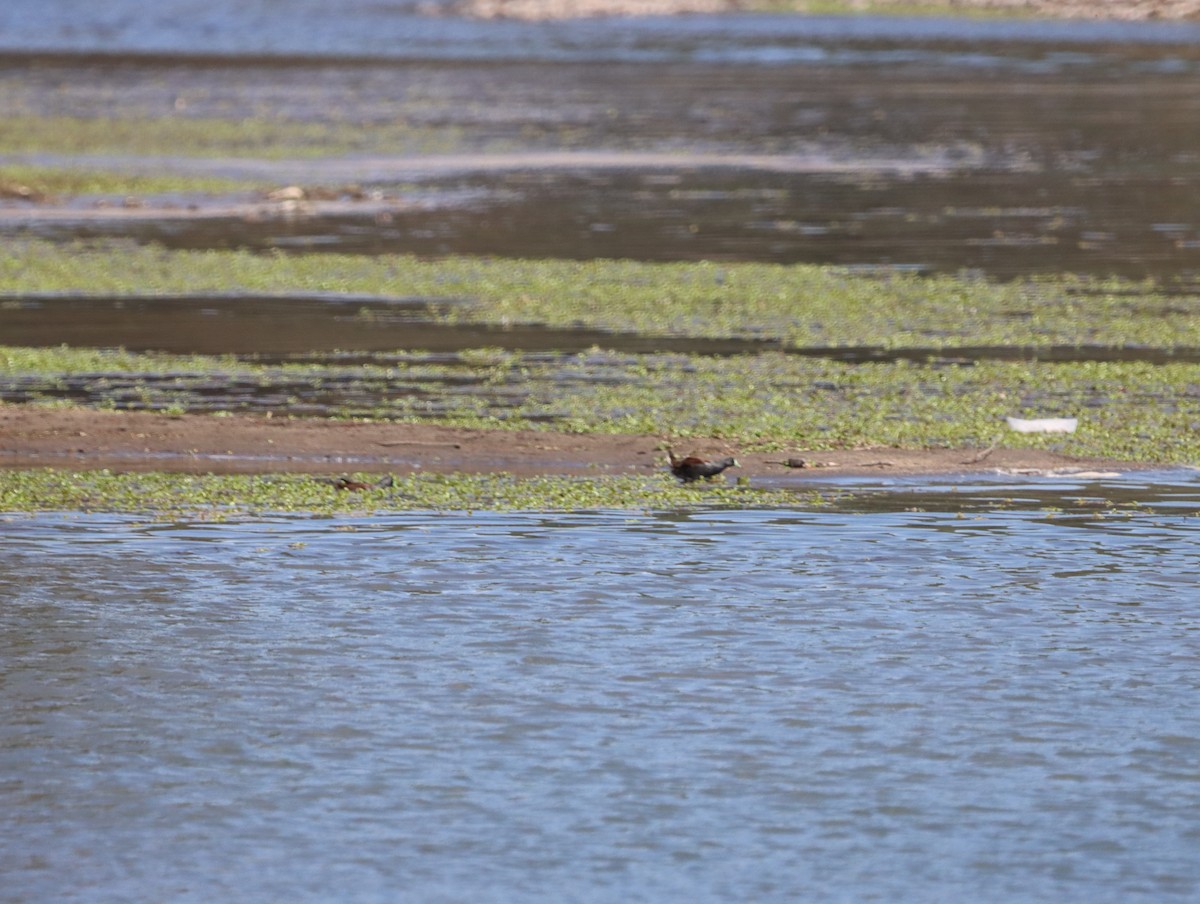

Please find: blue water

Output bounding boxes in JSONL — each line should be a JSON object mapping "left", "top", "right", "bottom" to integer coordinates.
{"left": 2, "top": 4, "right": 1200, "bottom": 897}
{"left": 3, "top": 0, "right": 1200, "bottom": 64}
{"left": 4, "top": 473, "right": 1200, "bottom": 903}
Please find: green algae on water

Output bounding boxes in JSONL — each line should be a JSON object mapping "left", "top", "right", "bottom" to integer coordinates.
{"left": 0, "top": 165, "right": 267, "bottom": 198}
{"left": 0, "top": 469, "right": 817, "bottom": 517}
{"left": 5, "top": 345, "right": 1200, "bottom": 466}
{"left": 0, "top": 115, "right": 474, "bottom": 160}
{"left": 3, "top": 241, "right": 1198, "bottom": 350}
{"left": 4, "top": 244, "right": 1200, "bottom": 469}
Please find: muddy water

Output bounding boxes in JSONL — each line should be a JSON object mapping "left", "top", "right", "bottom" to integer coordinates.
{"left": 2, "top": 13, "right": 1199, "bottom": 277}
{"left": 9, "top": 293, "right": 1200, "bottom": 361}
{"left": 25, "top": 162, "right": 1200, "bottom": 276}
{"left": 5, "top": 471, "right": 1200, "bottom": 903}
{"left": 7, "top": 293, "right": 1200, "bottom": 421}
{"left": 0, "top": 294, "right": 763, "bottom": 358}
{"left": 7, "top": 297, "right": 1200, "bottom": 424}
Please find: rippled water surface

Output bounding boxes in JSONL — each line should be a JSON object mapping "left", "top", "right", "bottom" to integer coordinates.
{"left": 4, "top": 473, "right": 1200, "bottom": 903}
{"left": 4, "top": 5, "right": 1200, "bottom": 900}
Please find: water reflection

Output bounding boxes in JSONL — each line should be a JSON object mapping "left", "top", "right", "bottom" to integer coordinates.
{"left": 11, "top": 293, "right": 1200, "bottom": 362}
{"left": 4, "top": 480, "right": 1200, "bottom": 902}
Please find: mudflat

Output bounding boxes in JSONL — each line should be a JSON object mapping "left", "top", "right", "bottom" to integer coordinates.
{"left": 0, "top": 405, "right": 1145, "bottom": 479}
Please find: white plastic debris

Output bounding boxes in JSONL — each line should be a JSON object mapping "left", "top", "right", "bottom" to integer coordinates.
{"left": 267, "top": 185, "right": 306, "bottom": 201}
{"left": 1005, "top": 416, "right": 1078, "bottom": 434}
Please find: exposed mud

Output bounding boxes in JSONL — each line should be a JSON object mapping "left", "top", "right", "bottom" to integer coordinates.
{"left": 0, "top": 404, "right": 1146, "bottom": 480}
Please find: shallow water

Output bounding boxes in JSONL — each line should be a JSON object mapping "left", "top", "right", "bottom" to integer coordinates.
{"left": 4, "top": 9, "right": 1200, "bottom": 899}
{"left": 5, "top": 2, "right": 1200, "bottom": 61}
{"left": 4, "top": 471, "right": 1200, "bottom": 903}
{"left": 2, "top": 10, "right": 1199, "bottom": 277}
{"left": 8, "top": 293, "right": 1200, "bottom": 363}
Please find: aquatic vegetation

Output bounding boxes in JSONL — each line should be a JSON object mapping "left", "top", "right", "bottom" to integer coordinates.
{"left": 0, "top": 115, "right": 475, "bottom": 160}
{"left": 532, "top": 355, "right": 1200, "bottom": 464}
{"left": 0, "top": 165, "right": 265, "bottom": 197}
{"left": 0, "top": 346, "right": 246, "bottom": 374}
{"left": 3, "top": 245, "right": 1199, "bottom": 502}
{"left": 4, "top": 345, "right": 1200, "bottom": 465}
{"left": 0, "top": 468, "right": 815, "bottom": 516}
{"left": 2, "top": 241, "right": 1199, "bottom": 350}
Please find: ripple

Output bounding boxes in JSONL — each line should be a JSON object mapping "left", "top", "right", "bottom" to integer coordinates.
{"left": 4, "top": 480, "right": 1200, "bottom": 902}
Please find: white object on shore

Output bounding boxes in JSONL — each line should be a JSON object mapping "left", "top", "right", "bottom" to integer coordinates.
{"left": 1005, "top": 416, "right": 1078, "bottom": 434}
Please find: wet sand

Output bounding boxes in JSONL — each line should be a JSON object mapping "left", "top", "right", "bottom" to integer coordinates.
{"left": 0, "top": 405, "right": 1146, "bottom": 480}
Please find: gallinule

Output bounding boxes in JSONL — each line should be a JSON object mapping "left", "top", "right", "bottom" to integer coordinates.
{"left": 666, "top": 447, "right": 739, "bottom": 482}
{"left": 331, "top": 475, "right": 394, "bottom": 491}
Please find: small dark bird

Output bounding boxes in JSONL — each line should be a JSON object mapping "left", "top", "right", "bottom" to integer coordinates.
{"left": 331, "top": 475, "right": 394, "bottom": 492}
{"left": 768, "top": 458, "right": 811, "bottom": 469}
{"left": 666, "top": 447, "right": 739, "bottom": 482}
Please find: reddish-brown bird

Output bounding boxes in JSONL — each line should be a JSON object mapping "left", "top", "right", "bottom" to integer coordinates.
{"left": 666, "top": 447, "right": 739, "bottom": 482}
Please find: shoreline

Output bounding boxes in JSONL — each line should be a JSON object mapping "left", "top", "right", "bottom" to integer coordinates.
{"left": 456, "top": 0, "right": 1200, "bottom": 20}
{"left": 0, "top": 406, "right": 1156, "bottom": 481}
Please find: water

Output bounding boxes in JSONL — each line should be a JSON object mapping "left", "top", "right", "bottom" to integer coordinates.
{"left": 2, "top": 8, "right": 1199, "bottom": 276}
{"left": 5, "top": 2, "right": 1200, "bottom": 62}
{"left": 4, "top": 6, "right": 1200, "bottom": 899}
{"left": 5, "top": 472, "right": 1200, "bottom": 903}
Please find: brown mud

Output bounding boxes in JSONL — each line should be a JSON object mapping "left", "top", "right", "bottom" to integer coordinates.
{"left": 0, "top": 405, "right": 1147, "bottom": 480}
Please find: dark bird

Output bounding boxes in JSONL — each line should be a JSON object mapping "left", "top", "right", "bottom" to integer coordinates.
{"left": 767, "top": 458, "right": 811, "bottom": 469}
{"left": 666, "top": 447, "right": 739, "bottom": 482}
{"left": 331, "top": 475, "right": 394, "bottom": 492}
